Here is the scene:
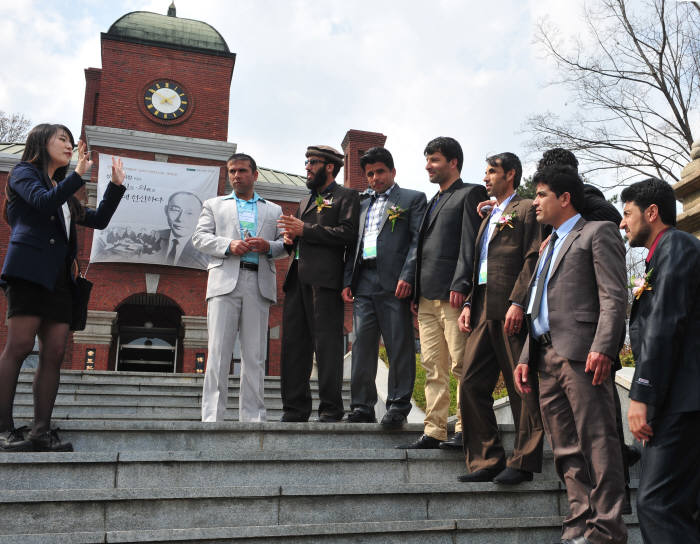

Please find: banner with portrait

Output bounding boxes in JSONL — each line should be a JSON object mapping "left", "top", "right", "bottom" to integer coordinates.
{"left": 89, "top": 154, "right": 219, "bottom": 269}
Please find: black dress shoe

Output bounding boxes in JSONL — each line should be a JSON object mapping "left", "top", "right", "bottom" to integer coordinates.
{"left": 457, "top": 463, "right": 505, "bottom": 482}
{"left": 395, "top": 434, "right": 441, "bottom": 449}
{"left": 0, "top": 426, "right": 32, "bottom": 452}
{"left": 318, "top": 412, "right": 343, "bottom": 423}
{"left": 29, "top": 428, "right": 73, "bottom": 452}
{"left": 280, "top": 413, "right": 309, "bottom": 422}
{"left": 492, "top": 467, "right": 533, "bottom": 485}
{"left": 345, "top": 409, "right": 376, "bottom": 423}
{"left": 380, "top": 411, "right": 406, "bottom": 429}
{"left": 438, "top": 432, "right": 463, "bottom": 449}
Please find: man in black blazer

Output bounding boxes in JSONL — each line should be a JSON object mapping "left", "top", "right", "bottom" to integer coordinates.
{"left": 398, "top": 137, "right": 487, "bottom": 449}
{"left": 341, "top": 147, "right": 426, "bottom": 426}
{"left": 621, "top": 178, "right": 700, "bottom": 544}
{"left": 277, "top": 145, "right": 360, "bottom": 422}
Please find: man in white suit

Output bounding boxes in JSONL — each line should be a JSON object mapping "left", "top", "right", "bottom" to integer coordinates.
{"left": 193, "top": 153, "right": 286, "bottom": 422}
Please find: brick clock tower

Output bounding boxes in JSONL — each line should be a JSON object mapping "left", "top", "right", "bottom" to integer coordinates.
{"left": 71, "top": 6, "right": 239, "bottom": 374}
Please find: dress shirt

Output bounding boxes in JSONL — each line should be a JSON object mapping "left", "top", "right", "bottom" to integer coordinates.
{"left": 362, "top": 183, "right": 396, "bottom": 260}
{"left": 477, "top": 192, "right": 516, "bottom": 285}
{"left": 527, "top": 213, "right": 581, "bottom": 338}
{"left": 223, "top": 191, "right": 262, "bottom": 265}
{"left": 61, "top": 202, "right": 71, "bottom": 241}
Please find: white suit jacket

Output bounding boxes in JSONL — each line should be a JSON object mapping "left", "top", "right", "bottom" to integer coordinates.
{"left": 192, "top": 194, "right": 286, "bottom": 302}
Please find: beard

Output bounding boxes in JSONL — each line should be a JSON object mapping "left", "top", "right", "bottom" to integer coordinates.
{"left": 306, "top": 167, "right": 328, "bottom": 191}
{"left": 628, "top": 221, "right": 652, "bottom": 247}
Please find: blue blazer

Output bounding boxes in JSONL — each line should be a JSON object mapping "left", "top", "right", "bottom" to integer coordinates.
{"left": 1, "top": 161, "right": 126, "bottom": 291}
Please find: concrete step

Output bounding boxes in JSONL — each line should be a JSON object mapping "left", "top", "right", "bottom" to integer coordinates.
{"left": 0, "top": 480, "right": 638, "bottom": 534}
{"left": 0, "top": 448, "right": 564, "bottom": 491}
{"left": 6, "top": 421, "right": 531, "bottom": 454}
{"left": 0, "top": 516, "right": 642, "bottom": 544}
{"left": 19, "top": 369, "right": 350, "bottom": 388}
{"left": 13, "top": 391, "right": 350, "bottom": 407}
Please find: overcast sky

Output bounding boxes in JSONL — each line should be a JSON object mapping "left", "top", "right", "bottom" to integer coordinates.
{"left": 0, "top": 0, "right": 618, "bottom": 193}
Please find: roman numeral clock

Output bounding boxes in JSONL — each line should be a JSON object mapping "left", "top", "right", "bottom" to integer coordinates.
{"left": 141, "top": 79, "right": 191, "bottom": 123}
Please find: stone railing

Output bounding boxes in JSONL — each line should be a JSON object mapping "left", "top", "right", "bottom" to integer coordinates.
{"left": 674, "top": 139, "right": 700, "bottom": 238}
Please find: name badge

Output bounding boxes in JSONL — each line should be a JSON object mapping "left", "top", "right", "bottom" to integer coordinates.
{"left": 239, "top": 209, "right": 255, "bottom": 224}
{"left": 478, "top": 260, "right": 487, "bottom": 285}
{"left": 363, "top": 232, "right": 378, "bottom": 259}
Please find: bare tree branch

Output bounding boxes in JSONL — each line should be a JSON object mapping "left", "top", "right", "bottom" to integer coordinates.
{"left": 524, "top": 0, "right": 698, "bottom": 188}
{"left": 0, "top": 111, "right": 31, "bottom": 143}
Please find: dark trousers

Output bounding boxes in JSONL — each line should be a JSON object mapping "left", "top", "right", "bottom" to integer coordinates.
{"left": 459, "top": 286, "right": 544, "bottom": 473}
{"left": 537, "top": 344, "right": 627, "bottom": 544}
{"left": 637, "top": 411, "right": 700, "bottom": 544}
{"left": 350, "top": 267, "right": 415, "bottom": 416}
{"left": 280, "top": 271, "right": 345, "bottom": 420}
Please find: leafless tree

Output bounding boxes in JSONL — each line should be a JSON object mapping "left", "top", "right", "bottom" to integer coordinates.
{"left": 525, "top": 0, "right": 699, "bottom": 187}
{"left": 0, "top": 111, "right": 31, "bottom": 143}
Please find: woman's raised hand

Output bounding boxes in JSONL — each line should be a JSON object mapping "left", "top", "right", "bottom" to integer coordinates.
{"left": 111, "top": 156, "right": 125, "bottom": 186}
{"left": 75, "top": 140, "right": 93, "bottom": 177}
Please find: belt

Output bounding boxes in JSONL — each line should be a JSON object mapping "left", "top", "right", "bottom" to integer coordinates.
{"left": 361, "top": 259, "right": 377, "bottom": 269}
{"left": 535, "top": 332, "right": 552, "bottom": 346}
{"left": 239, "top": 262, "right": 258, "bottom": 272}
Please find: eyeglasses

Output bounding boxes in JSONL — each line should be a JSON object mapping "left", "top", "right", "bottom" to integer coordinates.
{"left": 305, "top": 159, "right": 327, "bottom": 167}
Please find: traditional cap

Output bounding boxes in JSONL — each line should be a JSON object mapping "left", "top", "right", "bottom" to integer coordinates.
{"left": 306, "top": 145, "right": 344, "bottom": 166}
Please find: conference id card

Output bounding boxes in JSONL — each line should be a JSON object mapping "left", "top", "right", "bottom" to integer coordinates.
{"left": 363, "top": 232, "right": 378, "bottom": 259}
{"left": 478, "top": 260, "right": 488, "bottom": 285}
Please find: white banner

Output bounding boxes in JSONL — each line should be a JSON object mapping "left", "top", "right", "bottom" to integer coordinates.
{"left": 89, "top": 154, "right": 219, "bottom": 269}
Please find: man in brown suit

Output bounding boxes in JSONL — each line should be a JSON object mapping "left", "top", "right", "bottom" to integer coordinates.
{"left": 277, "top": 145, "right": 360, "bottom": 422}
{"left": 456, "top": 152, "right": 544, "bottom": 484}
{"left": 514, "top": 164, "right": 627, "bottom": 544}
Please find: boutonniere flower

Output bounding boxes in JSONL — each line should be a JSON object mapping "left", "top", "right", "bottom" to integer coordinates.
{"left": 387, "top": 205, "right": 406, "bottom": 232}
{"left": 315, "top": 195, "right": 333, "bottom": 213}
{"left": 497, "top": 211, "right": 517, "bottom": 231}
{"left": 629, "top": 268, "right": 653, "bottom": 300}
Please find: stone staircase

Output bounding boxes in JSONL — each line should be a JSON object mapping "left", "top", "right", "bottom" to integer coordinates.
{"left": 0, "top": 369, "right": 641, "bottom": 543}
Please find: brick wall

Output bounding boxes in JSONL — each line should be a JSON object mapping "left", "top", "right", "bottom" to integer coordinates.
{"left": 89, "top": 37, "right": 235, "bottom": 142}
{"left": 341, "top": 130, "right": 387, "bottom": 192}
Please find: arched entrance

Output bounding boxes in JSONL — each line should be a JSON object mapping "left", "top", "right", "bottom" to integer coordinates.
{"left": 113, "top": 293, "right": 183, "bottom": 373}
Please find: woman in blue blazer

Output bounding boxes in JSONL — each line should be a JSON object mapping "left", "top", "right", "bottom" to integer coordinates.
{"left": 0, "top": 123, "right": 126, "bottom": 452}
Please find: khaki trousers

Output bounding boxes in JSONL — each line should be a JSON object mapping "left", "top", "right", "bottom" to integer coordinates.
{"left": 417, "top": 297, "right": 466, "bottom": 441}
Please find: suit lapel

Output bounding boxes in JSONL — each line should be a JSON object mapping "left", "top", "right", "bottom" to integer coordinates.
{"left": 378, "top": 185, "right": 401, "bottom": 234}
{"left": 300, "top": 194, "right": 313, "bottom": 218}
{"left": 226, "top": 198, "right": 241, "bottom": 239}
{"left": 425, "top": 188, "right": 455, "bottom": 231}
{"left": 255, "top": 199, "right": 267, "bottom": 236}
{"left": 548, "top": 216, "right": 585, "bottom": 278}
{"left": 489, "top": 196, "right": 520, "bottom": 245}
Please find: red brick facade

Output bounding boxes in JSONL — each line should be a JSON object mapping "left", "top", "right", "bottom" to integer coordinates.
{"left": 341, "top": 130, "right": 387, "bottom": 192}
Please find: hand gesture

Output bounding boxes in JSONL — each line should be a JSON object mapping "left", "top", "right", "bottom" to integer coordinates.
{"left": 395, "top": 280, "right": 412, "bottom": 299}
{"left": 514, "top": 363, "right": 532, "bottom": 394}
{"left": 229, "top": 239, "right": 252, "bottom": 255}
{"left": 277, "top": 214, "right": 304, "bottom": 238}
{"left": 75, "top": 140, "right": 93, "bottom": 177}
{"left": 458, "top": 305, "right": 471, "bottom": 333}
{"left": 245, "top": 237, "right": 270, "bottom": 253}
{"left": 585, "top": 351, "right": 612, "bottom": 385}
{"left": 341, "top": 287, "right": 354, "bottom": 303}
{"left": 503, "top": 304, "right": 524, "bottom": 336}
{"left": 477, "top": 199, "right": 496, "bottom": 218}
{"left": 111, "top": 156, "right": 126, "bottom": 186}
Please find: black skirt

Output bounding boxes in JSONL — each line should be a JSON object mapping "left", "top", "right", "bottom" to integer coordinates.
{"left": 3, "top": 264, "right": 73, "bottom": 324}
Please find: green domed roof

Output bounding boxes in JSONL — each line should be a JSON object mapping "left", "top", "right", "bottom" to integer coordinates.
{"left": 107, "top": 10, "right": 231, "bottom": 54}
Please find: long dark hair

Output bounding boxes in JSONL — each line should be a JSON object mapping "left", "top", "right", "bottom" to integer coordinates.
{"left": 4, "top": 123, "right": 86, "bottom": 223}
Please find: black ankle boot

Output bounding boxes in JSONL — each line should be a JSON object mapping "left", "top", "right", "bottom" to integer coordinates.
{"left": 29, "top": 428, "right": 73, "bottom": 452}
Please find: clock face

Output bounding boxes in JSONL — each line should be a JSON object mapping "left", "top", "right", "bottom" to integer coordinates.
{"left": 143, "top": 81, "right": 189, "bottom": 120}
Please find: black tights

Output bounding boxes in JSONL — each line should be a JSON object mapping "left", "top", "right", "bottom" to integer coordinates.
{"left": 0, "top": 315, "right": 69, "bottom": 435}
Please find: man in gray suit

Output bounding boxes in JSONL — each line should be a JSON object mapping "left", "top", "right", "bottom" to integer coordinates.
{"left": 341, "top": 147, "right": 426, "bottom": 427}
{"left": 514, "top": 164, "right": 627, "bottom": 544}
{"left": 193, "top": 153, "right": 286, "bottom": 423}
